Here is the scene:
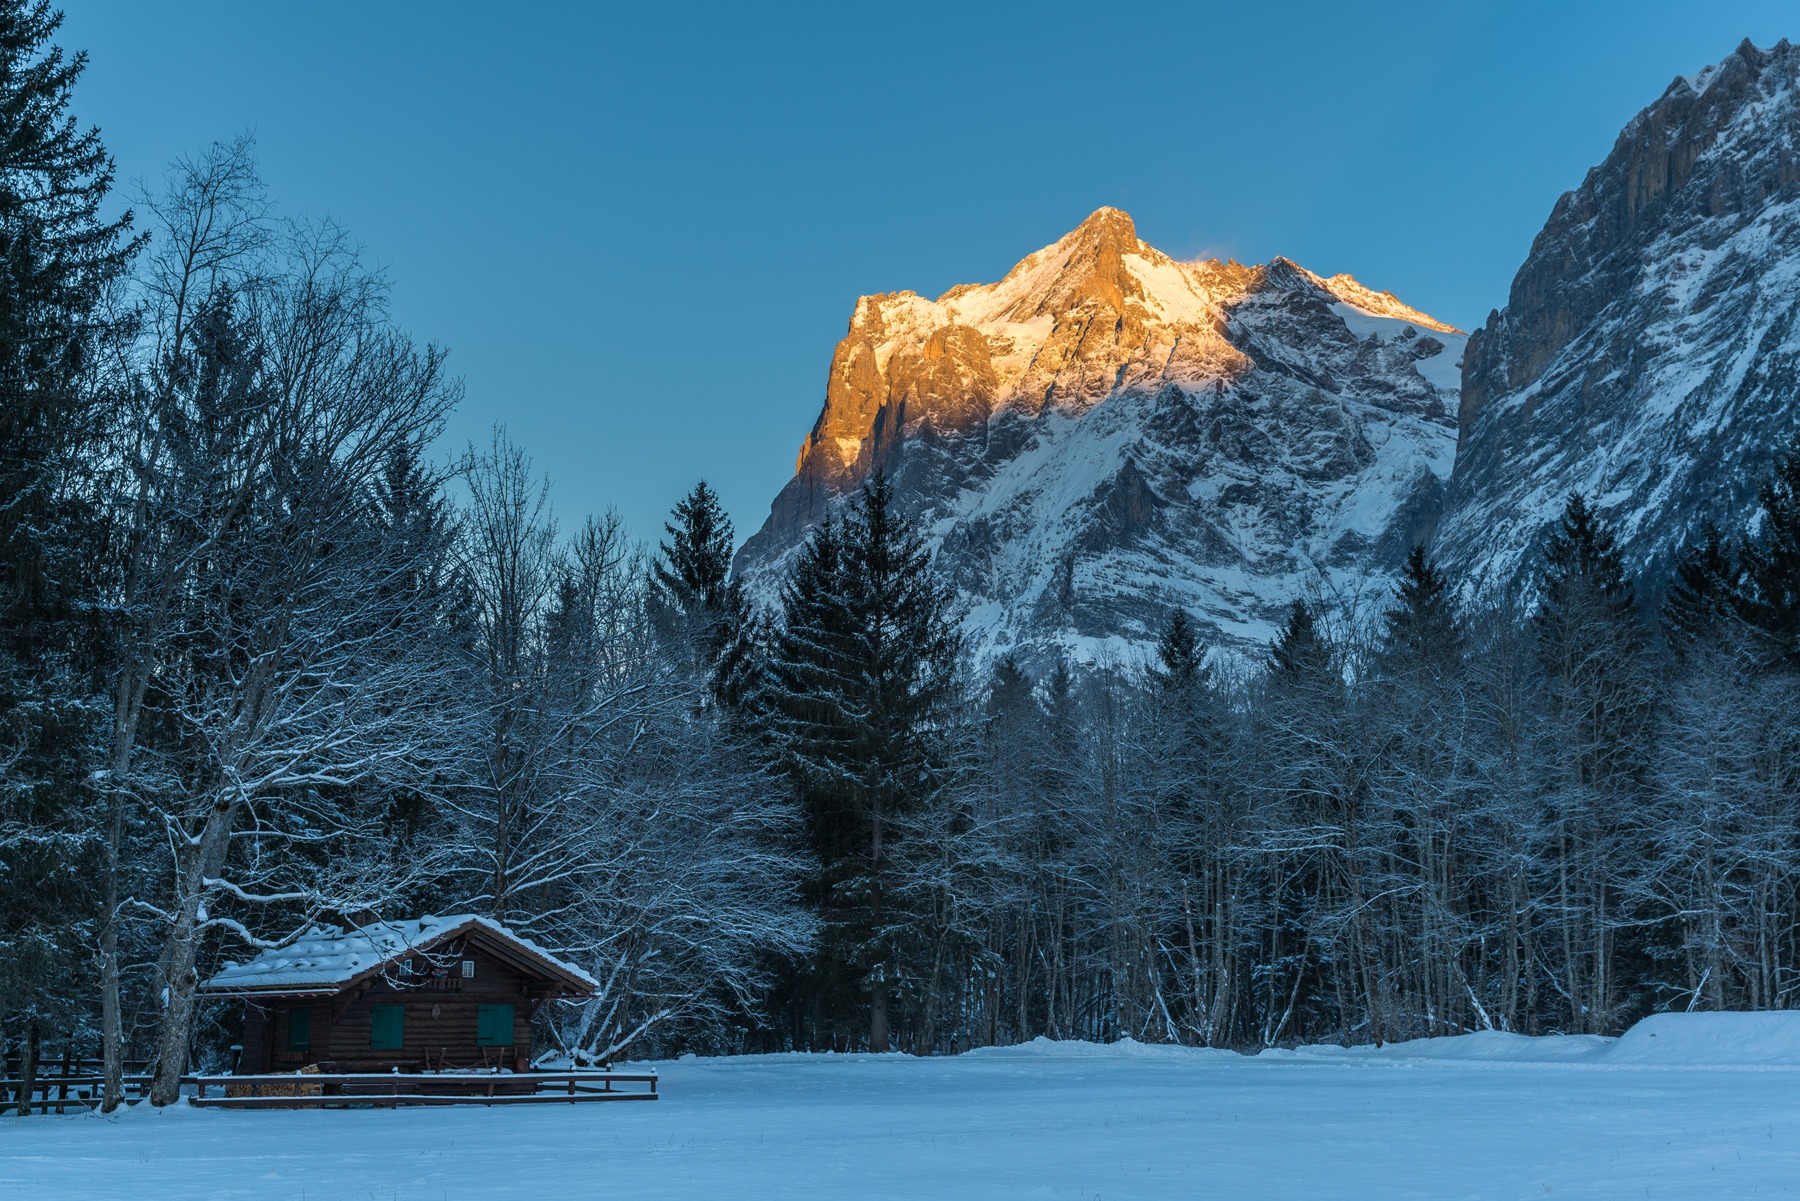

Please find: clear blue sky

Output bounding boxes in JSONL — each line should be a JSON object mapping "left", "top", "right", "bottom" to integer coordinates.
{"left": 64, "top": 1, "right": 1796, "bottom": 549}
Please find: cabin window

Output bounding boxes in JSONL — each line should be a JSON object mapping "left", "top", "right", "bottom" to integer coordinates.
{"left": 400, "top": 957, "right": 414, "bottom": 976}
{"left": 461, "top": 959, "right": 475, "bottom": 979}
{"left": 370, "top": 1003, "right": 406, "bottom": 1050}
{"left": 286, "top": 1007, "right": 311, "bottom": 1050}
{"left": 476, "top": 1003, "right": 515, "bottom": 1047}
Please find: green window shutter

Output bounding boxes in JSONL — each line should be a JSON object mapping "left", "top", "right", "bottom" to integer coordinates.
{"left": 287, "top": 1007, "right": 311, "bottom": 1050}
{"left": 477, "top": 1004, "right": 515, "bottom": 1047}
{"left": 370, "top": 1003, "right": 406, "bottom": 1050}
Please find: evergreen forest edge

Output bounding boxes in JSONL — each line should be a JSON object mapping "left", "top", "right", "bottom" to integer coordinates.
{"left": 5, "top": 0, "right": 1800, "bottom": 1109}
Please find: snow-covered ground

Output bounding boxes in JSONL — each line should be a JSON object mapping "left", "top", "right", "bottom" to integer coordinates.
{"left": 10, "top": 1014, "right": 1800, "bottom": 1200}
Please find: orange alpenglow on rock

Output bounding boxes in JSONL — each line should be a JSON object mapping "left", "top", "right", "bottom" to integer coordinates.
{"left": 738, "top": 206, "right": 1466, "bottom": 668}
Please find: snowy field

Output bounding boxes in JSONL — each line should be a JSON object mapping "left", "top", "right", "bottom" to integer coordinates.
{"left": 9, "top": 1013, "right": 1800, "bottom": 1200}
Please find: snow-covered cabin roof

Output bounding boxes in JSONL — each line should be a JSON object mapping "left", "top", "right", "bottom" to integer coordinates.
{"left": 199, "top": 914, "right": 598, "bottom": 997}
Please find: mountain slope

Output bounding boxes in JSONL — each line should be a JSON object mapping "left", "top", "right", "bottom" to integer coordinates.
{"left": 1439, "top": 39, "right": 1800, "bottom": 590}
{"left": 735, "top": 208, "right": 1464, "bottom": 667}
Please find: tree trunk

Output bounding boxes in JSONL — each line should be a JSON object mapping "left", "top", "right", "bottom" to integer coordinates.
{"left": 99, "top": 787, "right": 128, "bottom": 1112}
{"left": 868, "top": 794, "right": 888, "bottom": 1054}
{"left": 148, "top": 800, "right": 237, "bottom": 1106}
{"left": 1207, "top": 883, "right": 1232, "bottom": 1047}
{"left": 1015, "top": 919, "right": 1031, "bottom": 1042}
{"left": 870, "top": 982, "right": 889, "bottom": 1053}
{"left": 16, "top": 1019, "right": 39, "bottom": 1116}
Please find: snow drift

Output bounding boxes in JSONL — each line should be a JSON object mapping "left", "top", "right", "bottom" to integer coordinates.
{"left": 1605, "top": 1010, "right": 1800, "bottom": 1066}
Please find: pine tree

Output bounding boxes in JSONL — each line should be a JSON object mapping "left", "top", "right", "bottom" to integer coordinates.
{"left": 1537, "top": 493, "right": 1636, "bottom": 627}
{"left": 0, "top": 0, "right": 139, "bottom": 1090}
{"left": 1370, "top": 545, "right": 1469, "bottom": 1037}
{"left": 654, "top": 479, "right": 735, "bottom": 615}
{"left": 1535, "top": 494, "right": 1645, "bottom": 746}
{"left": 1656, "top": 518, "right": 1742, "bottom": 659}
{"left": 1268, "top": 599, "right": 1331, "bottom": 682}
{"left": 1531, "top": 492, "right": 1649, "bottom": 1033}
{"left": 1379, "top": 546, "right": 1461, "bottom": 677}
{"left": 1661, "top": 521, "right": 1743, "bottom": 653}
{"left": 1739, "top": 452, "right": 1800, "bottom": 667}
{"left": 763, "top": 473, "right": 960, "bottom": 1051}
{"left": 653, "top": 479, "right": 753, "bottom": 703}
{"left": 1155, "top": 607, "right": 1205, "bottom": 689}
{"left": 985, "top": 655, "right": 1035, "bottom": 720}
{"left": 1261, "top": 598, "right": 1381, "bottom": 1042}
{"left": 759, "top": 515, "right": 858, "bottom": 1043}
{"left": 0, "top": 0, "right": 139, "bottom": 651}
{"left": 375, "top": 445, "right": 461, "bottom": 626}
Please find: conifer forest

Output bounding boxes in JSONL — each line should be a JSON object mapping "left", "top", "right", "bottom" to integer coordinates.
{"left": 8, "top": 0, "right": 1800, "bottom": 1119}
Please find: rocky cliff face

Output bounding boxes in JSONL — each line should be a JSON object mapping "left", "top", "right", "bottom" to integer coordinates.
{"left": 735, "top": 208, "right": 1464, "bottom": 667}
{"left": 1439, "top": 39, "right": 1800, "bottom": 590}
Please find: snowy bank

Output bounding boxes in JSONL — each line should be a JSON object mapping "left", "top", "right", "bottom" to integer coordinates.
{"left": 963, "top": 1011, "right": 1800, "bottom": 1069}
{"left": 1606, "top": 1010, "right": 1800, "bottom": 1066}
{"left": 11, "top": 1016, "right": 1800, "bottom": 1201}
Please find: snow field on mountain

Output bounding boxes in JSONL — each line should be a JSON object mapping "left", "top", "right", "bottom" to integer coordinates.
{"left": 12, "top": 1014, "right": 1800, "bottom": 1200}
{"left": 1439, "top": 41, "right": 1800, "bottom": 594}
{"left": 738, "top": 206, "right": 1470, "bottom": 667}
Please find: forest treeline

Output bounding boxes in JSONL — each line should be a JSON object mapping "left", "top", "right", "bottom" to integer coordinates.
{"left": 734, "top": 472, "right": 1800, "bottom": 1058}
{"left": 4, "top": 1, "right": 1800, "bottom": 1111}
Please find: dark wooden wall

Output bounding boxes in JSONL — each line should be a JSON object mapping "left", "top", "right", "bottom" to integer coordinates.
{"left": 333, "top": 942, "right": 535, "bottom": 1070}
{"left": 244, "top": 942, "right": 541, "bottom": 1072}
{"left": 241, "top": 1005, "right": 270, "bottom": 1073}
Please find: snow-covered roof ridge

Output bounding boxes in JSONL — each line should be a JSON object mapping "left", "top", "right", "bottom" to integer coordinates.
{"left": 200, "top": 912, "right": 598, "bottom": 995}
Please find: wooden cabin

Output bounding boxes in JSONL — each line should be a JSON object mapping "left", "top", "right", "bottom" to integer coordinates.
{"left": 199, "top": 915, "right": 597, "bottom": 1075}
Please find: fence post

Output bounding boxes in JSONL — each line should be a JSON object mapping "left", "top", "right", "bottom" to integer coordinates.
{"left": 53, "top": 1045, "right": 72, "bottom": 1115}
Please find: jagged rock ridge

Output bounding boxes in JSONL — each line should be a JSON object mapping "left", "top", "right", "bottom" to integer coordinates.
{"left": 735, "top": 207, "right": 1465, "bottom": 667}
{"left": 1439, "top": 39, "right": 1800, "bottom": 590}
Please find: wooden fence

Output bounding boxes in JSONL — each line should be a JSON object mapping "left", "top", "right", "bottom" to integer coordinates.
{"left": 2, "top": 1069, "right": 657, "bottom": 1112}
{"left": 2, "top": 1075, "right": 155, "bottom": 1113}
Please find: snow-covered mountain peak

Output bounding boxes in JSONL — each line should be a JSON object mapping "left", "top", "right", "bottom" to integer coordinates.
{"left": 738, "top": 208, "right": 1465, "bottom": 668}
{"left": 1439, "top": 37, "right": 1800, "bottom": 593}
{"left": 1674, "top": 37, "right": 1788, "bottom": 101}
{"left": 1315, "top": 272, "right": 1463, "bottom": 334}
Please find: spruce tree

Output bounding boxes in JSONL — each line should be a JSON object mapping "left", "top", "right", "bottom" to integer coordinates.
{"left": 764, "top": 473, "right": 959, "bottom": 1051}
{"left": 1531, "top": 492, "right": 1649, "bottom": 1033}
{"left": 654, "top": 479, "right": 735, "bottom": 615}
{"left": 0, "top": 0, "right": 138, "bottom": 1082}
{"left": 985, "top": 655, "right": 1035, "bottom": 720}
{"left": 1739, "top": 452, "right": 1800, "bottom": 667}
{"left": 1535, "top": 494, "right": 1643, "bottom": 723}
{"left": 1369, "top": 546, "right": 1467, "bottom": 1038}
{"left": 0, "top": 0, "right": 138, "bottom": 650}
{"left": 760, "top": 516, "right": 858, "bottom": 1043}
{"left": 1534, "top": 492, "right": 1644, "bottom": 740}
{"left": 1155, "top": 607, "right": 1205, "bottom": 688}
{"left": 1537, "top": 493, "right": 1636, "bottom": 626}
{"left": 1260, "top": 597, "right": 1364, "bottom": 1041}
{"left": 1268, "top": 598, "right": 1332, "bottom": 683}
{"left": 1661, "top": 521, "right": 1743, "bottom": 653}
{"left": 1379, "top": 545, "right": 1461, "bottom": 677}
{"left": 653, "top": 479, "right": 753, "bottom": 703}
